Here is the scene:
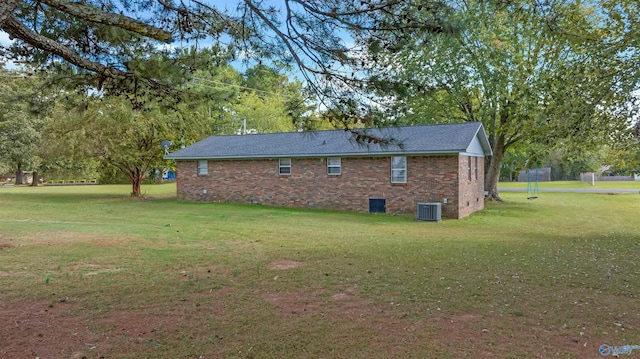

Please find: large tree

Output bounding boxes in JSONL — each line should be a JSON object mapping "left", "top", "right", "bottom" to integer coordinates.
{"left": 45, "top": 93, "right": 209, "bottom": 197}
{"left": 0, "top": 65, "right": 51, "bottom": 184}
{"left": 368, "top": 0, "right": 640, "bottom": 200}
{"left": 0, "top": 110, "right": 42, "bottom": 184}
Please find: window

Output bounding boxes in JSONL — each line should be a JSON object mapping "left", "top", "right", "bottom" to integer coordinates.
{"left": 468, "top": 157, "right": 472, "bottom": 181}
{"left": 279, "top": 158, "right": 291, "bottom": 175}
{"left": 327, "top": 157, "right": 341, "bottom": 175}
{"left": 391, "top": 156, "right": 407, "bottom": 184}
{"left": 475, "top": 157, "right": 478, "bottom": 180}
{"left": 197, "top": 160, "right": 208, "bottom": 175}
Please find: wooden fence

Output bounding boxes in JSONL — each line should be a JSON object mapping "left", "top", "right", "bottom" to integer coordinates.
{"left": 44, "top": 179, "right": 99, "bottom": 185}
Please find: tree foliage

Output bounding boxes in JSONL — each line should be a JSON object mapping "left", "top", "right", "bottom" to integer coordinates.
{"left": 2, "top": 0, "right": 226, "bottom": 100}
{"left": 0, "top": 65, "right": 51, "bottom": 183}
{"left": 1, "top": 0, "right": 451, "bottom": 122}
{"left": 186, "top": 61, "right": 312, "bottom": 135}
{"left": 38, "top": 55, "right": 306, "bottom": 195}
{"left": 228, "top": 92, "right": 294, "bottom": 134}
{"left": 45, "top": 93, "right": 208, "bottom": 197}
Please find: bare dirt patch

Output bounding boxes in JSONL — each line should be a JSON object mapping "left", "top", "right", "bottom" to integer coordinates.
{"left": 424, "top": 312, "right": 606, "bottom": 358}
{"left": 262, "top": 287, "right": 607, "bottom": 358}
{"left": 0, "top": 233, "right": 15, "bottom": 249}
{"left": 263, "top": 286, "right": 390, "bottom": 327}
{"left": 0, "top": 299, "right": 202, "bottom": 359}
{"left": 0, "top": 300, "right": 93, "bottom": 359}
{"left": 264, "top": 260, "right": 306, "bottom": 270}
{"left": 0, "top": 290, "right": 609, "bottom": 358}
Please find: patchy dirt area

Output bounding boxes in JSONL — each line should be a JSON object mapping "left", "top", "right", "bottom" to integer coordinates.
{"left": 0, "top": 290, "right": 608, "bottom": 358}
{"left": 0, "top": 298, "right": 210, "bottom": 359}
{"left": 0, "top": 234, "right": 15, "bottom": 249}
{"left": 261, "top": 285, "right": 605, "bottom": 358}
{"left": 0, "top": 300, "right": 93, "bottom": 359}
{"left": 0, "top": 260, "right": 612, "bottom": 358}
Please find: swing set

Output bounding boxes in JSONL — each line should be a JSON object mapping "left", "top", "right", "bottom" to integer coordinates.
{"left": 526, "top": 167, "right": 539, "bottom": 200}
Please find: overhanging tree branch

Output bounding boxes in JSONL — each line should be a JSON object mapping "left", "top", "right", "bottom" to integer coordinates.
{"left": 39, "top": 0, "right": 173, "bottom": 42}
{"left": 3, "top": 14, "right": 124, "bottom": 78}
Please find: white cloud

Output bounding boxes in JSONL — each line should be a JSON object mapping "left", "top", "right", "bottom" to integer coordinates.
{"left": 0, "top": 30, "right": 17, "bottom": 69}
{"left": 0, "top": 30, "right": 13, "bottom": 47}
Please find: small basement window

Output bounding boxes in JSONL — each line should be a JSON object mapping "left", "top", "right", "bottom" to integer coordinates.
{"left": 279, "top": 158, "right": 291, "bottom": 175}
{"left": 197, "top": 160, "right": 208, "bottom": 175}
{"left": 369, "top": 198, "right": 386, "bottom": 213}
{"left": 327, "top": 157, "right": 341, "bottom": 175}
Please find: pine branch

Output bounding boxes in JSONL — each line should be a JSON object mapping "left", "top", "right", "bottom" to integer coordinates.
{"left": 39, "top": 0, "right": 172, "bottom": 42}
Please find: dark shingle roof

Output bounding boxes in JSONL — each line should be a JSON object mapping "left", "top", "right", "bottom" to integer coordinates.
{"left": 165, "top": 122, "right": 492, "bottom": 160}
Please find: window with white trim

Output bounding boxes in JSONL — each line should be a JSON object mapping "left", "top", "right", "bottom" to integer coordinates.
{"left": 468, "top": 157, "right": 472, "bottom": 181}
{"left": 197, "top": 160, "right": 208, "bottom": 175}
{"left": 391, "top": 156, "right": 407, "bottom": 184}
{"left": 279, "top": 158, "right": 291, "bottom": 175}
{"left": 327, "top": 157, "right": 341, "bottom": 175}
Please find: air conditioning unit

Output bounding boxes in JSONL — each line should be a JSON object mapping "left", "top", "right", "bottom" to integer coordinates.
{"left": 417, "top": 202, "right": 442, "bottom": 222}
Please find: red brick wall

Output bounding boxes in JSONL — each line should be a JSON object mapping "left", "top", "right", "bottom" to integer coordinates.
{"left": 457, "top": 155, "right": 485, "bottom": 218}
{"left": 175, "top": 155, "right": 485, "bottom": 219}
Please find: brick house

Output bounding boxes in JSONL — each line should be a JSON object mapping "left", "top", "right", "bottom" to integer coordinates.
{"left": 165, "top": 122, "right": 492, "bottom": 219}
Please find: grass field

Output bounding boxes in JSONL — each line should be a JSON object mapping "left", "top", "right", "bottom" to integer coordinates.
{"left": 499, "top": 180, "right": 640, "bottom": 189}
{"left": 1, "top": 183, "right": 639, "bottom": 358}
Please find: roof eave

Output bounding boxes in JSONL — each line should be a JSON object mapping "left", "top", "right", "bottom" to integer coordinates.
{"left": 165, "top": 150, "right": 466, "bottom": 161}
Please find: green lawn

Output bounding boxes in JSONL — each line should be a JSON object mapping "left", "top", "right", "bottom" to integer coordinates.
{"left": 500, "top": 180, "right": 640, "bottom": 189}
{"left": 1, "top": 183, "right": 639, "bottom": 358}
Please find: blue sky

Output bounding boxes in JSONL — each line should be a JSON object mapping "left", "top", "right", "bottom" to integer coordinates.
{"left": 0, "top": 30, "right": 16, "bottom": 68}
{"left": 0, "top": 31, "right": 10, "bottom": 45}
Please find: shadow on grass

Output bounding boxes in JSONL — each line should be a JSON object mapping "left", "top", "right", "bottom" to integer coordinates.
{"left": 1, "top": 191, "right": 151, "bottom": 204}
{"left": 481, "top": 199, "right": 540, "bottom": 219}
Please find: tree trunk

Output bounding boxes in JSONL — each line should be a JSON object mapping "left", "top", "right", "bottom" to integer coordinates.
{"left": 485, "top": 133, "right": 506, "bottom": 201}
{"left": 129, "top": 168, "right": 145, "bottom": 198}
{"left": 15, "top": 163, "right": 23, "bottom": 185}
{"left": 30, "top": 170, "right": 38, "bottom": 186}
{"left": 131, "top": 178, "right": 142, "bottom": 197}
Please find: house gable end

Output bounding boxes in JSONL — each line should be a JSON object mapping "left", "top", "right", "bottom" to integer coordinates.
{"left": 465, "top": 135, "right": 488, "bottom": 156}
